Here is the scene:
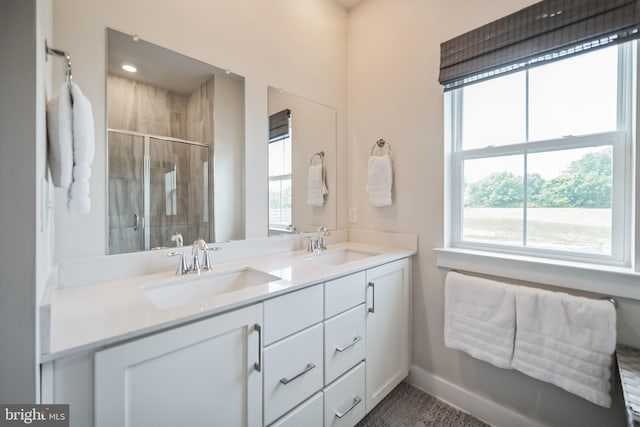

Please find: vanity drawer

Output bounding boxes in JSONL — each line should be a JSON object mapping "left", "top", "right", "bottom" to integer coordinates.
{"left": 324, "top": 271, "right": 365, "bottom": 319}
{"left": 323, "top": 362, "right": 366, "bottom": 427}
{"left": 324, "top": 304, "right": 366, "bottom": 385}
{"left": 270, "top": 392, "right": 323, "bottom": 427}
{"left": 264, "top": 284, "right": 323, "bottom": 345}
{"left": 264, "top": 323, "right": 324, "bottom": 425}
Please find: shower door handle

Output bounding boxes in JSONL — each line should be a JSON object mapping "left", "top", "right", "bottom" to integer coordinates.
{"left": 133, "top": 214, "right": 140, "bottom": 231}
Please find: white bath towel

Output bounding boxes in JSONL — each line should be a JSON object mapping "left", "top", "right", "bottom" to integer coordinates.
{"left": 46, "top": 83, "right": 73, "bottom": 188}
{"left": 307, "top": 163, "right": 328, "bottom": 206}
{"left": 444, "top": 272, "right": 516, "bottom": 369}
{"left": 512, "top": 286, "right": 617, "bottom": 407}
{"left": 366, "top": 154, "right": 392, "bottom": 207}
{"left": 68, "top": 83, "right": 95, "bottom": 215}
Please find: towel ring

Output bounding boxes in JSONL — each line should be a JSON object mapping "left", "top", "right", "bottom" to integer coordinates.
{"left": 371, "top": 139, "right": 391, "bottom": 156}
{"left": 310, "top": 151, "right": 325, "bottom": 166}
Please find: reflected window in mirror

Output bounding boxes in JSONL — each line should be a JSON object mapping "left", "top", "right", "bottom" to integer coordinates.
{"left": 268, "top": 109, "right": 292, "bottom": 232}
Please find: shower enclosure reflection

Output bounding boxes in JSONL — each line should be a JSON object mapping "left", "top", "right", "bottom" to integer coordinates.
{"left": 108, "top": 131, "right": 210, "bottom": 253}
{"left": 106, "top": 28, "right": 245, "bottom": 255}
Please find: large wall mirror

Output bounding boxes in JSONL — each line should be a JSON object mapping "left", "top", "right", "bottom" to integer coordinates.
{"left": 106, "top": 28, "right": 245, "bottom": 254}
{"left": 268, "top": 87, "right": 337, "bottom": 236}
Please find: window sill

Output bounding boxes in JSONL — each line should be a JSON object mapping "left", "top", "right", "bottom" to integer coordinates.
{"left": 434, "top": 247, "right": 640, "bottom": 300}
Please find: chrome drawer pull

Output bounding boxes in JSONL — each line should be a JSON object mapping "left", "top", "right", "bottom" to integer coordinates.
{"left": 335, "top": 335, "right": 362, "bottom": 352}
{"left": 335, "top": 396, "right": 362, "bottom": 419}
{"left": 280, "top": 362, "right": 316, "bottom": 385}
{"left": 368, "top": 282, "right": 376, "bottom": 313}
{"left": 254, "top": 324, "right": 262, "bottom": 372}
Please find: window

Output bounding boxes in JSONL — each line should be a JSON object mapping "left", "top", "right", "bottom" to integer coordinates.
{"left": 268, "top": 112, "right": 292, "bottom": 230}
{"left": 448, "top": 43, "right": 634, "bottom": 265}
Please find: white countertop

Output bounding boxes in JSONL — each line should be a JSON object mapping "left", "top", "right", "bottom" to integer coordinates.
{"left": 45, "top": 242, "right": 415, "bottom": 361}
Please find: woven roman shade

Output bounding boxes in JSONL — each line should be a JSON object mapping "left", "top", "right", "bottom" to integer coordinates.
{"left": 269, "top": 109, "right": 291, "bottom": 142}
{"left": 439, "top": 0, "right": 640, "bottom": 90}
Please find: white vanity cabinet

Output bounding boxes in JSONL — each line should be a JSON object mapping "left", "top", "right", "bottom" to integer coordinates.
{"left": 93, "top": 303, "right": 263, "bottom": 427}
{"left": 364, "top": 258, "right": 411, "bottom": 412}
{"left": 42, "top": 253, "right": 412, "bottom": 427}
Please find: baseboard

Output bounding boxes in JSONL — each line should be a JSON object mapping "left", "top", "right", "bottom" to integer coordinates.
{"left": 407, "top": 365, "right": 546, "bottom": 427}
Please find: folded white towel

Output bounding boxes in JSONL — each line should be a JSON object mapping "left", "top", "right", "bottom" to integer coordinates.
{"left": 68, "top": 83, "right": 95, "bottom": 215}
{"left": 46, "top": 83, "right": 73, "bottom": 188}
{"left": 444, "top": 272, "right": 516, "bottom": 369}
{"left": 512, "top": 286, "right": 616, "bottom": 407}
{"left": 307, "top": 163, "right": 327, "bottom": 206}
{"left": 366, "top": 154, "right": 393, "bottom": 207}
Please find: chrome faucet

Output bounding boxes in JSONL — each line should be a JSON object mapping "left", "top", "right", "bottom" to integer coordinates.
{"left": 306, "top": 226, "right": 331, "bottom": 253}
{"left": 167, "top": 238, "right": 220, "bottom": 276}
{"left": 191, "top": 239, "right": 207, "bottom": 274}
{"left": 316, "top": 226, "right": 330, "bottom": 251}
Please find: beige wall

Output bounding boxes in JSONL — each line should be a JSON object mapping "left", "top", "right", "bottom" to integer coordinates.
{"left": 347, "top": 1, "right": 637, "bottom": 426}
{"left": 52, "top": 0, "right": 348, "bottom": 259}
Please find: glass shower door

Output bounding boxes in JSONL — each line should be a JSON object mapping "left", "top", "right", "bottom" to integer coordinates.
{"left": 108, "top": 131, "right": 145, "bottom": 254}
{"left": 148, "top": 138, "right": 211, "bottom": 250}
{"left": 108, "top": 131, "right": 211, "bottom": 254}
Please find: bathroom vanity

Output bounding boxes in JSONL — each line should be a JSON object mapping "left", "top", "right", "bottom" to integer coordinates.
{"left": 40, "top": 239, "right": 414, "bottom": 427}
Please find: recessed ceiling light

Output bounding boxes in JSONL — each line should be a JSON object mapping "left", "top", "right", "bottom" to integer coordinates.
{"left": 122, "top": 64, "right": 137, "bottom": 73}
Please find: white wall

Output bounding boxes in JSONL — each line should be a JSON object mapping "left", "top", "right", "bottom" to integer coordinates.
{"left": 347, "top": 1, "right": 637, "bottom": 426}
{"left": 214, "top": 75, "right": 245, "bottom": 242}
{"left": 0, "top": 0, "right": 53, "bottom": 401}
{"left": 52, "top": 0, "right": 348, "bottom": 260}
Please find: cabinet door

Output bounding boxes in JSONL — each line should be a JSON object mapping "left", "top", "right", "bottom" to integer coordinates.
{"left": 365, "top": 258, "right": 410, "bottom": 412}
{"left": 95, "top": 304, "right": 263, "bottom": 427}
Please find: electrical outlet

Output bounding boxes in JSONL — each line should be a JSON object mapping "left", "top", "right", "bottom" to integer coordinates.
{"left": 349, "top": 207, "right": 358, "bottom": 223}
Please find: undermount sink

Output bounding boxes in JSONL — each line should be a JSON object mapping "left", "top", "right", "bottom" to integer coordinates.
{"left": 304, "top": 248, "right": 378, "bottom": 266}
{"left": 144, "top": 268, "right": 281, "bottom": 309}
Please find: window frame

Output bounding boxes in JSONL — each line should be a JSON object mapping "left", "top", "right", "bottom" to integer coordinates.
{"left": 447, "top": 42, "right": 635, "bottom": 267}
{"left": 268, "top": 132, "right": 293, "bottom": 231}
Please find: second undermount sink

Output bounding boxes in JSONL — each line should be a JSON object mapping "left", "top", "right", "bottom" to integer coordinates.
{"left": 144, "top": 268, "right": 281, "bottom": 310}
{"left": 304, "top": 248, "right": 378, "bottom": 266}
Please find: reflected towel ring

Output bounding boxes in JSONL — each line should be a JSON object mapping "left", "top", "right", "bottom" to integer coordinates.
{"left": 371, "top": 139, "right": 391, "bottom": 156}
{"left": 310, "top": 151, "right": 325, "bottom": 166}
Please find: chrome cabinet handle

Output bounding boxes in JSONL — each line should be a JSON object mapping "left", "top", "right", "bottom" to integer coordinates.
{"left": 368, "top": 282, "right": 375, "bottom": 313}
{"left": 279, "top": 362, "right": 316, "bottom": 385}
{"left": 254, "top": 324, "right": 262, "bottom": 372}
{"left": 335, "top": 396, "right": 362, "bottom": 419}
{"left": 335, "top": 335, "right": 362, "bottom": 352}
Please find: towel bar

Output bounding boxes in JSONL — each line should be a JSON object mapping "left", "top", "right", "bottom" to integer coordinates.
{"left": 45, "top": 39, "right": 73, "bottom": 91}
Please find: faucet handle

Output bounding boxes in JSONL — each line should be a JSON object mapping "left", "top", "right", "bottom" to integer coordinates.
{"left": 202, "top": 246, "right": 221, "bottom": 271}
{"left": 167, "top": 251, "right": 189, "bottom": 276}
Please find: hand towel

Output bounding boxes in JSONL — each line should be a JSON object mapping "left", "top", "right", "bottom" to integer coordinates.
{"left": 444, "top": 272, "right": 516, "bottom": 369}
{"left": 46, "top": 82, "right": 73, "bottom": 188}
{"left": 366, "top": 154, "right": 392, "bottom": 207}
{"left": 68, "top": 83, "right": 96, "bottom": 215}
{"left": 307, "top": 163, "right": 328, "bottom": 206}
{"left": 512, "top": 286, "right": 617, "bottom": 407}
